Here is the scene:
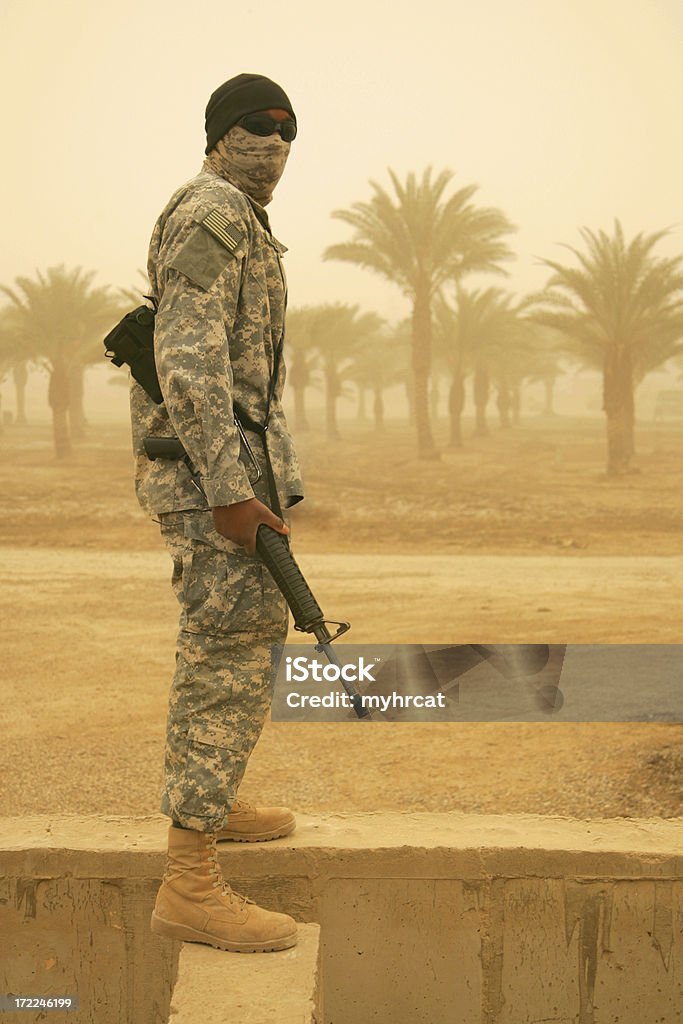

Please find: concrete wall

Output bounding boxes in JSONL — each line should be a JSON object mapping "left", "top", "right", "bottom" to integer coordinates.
{"left": 0, "top": 812, "right": 681, "bottom": 1023}
{"left": 0, "top": 821, "right": 179, "bottom": 1024}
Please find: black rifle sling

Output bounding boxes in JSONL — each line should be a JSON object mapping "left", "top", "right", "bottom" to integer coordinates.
{"left": 232, "top": 333, "right": 285, "bottom": 520}
{"left": 232, "top": 194, "right": 288, "bottom": 518}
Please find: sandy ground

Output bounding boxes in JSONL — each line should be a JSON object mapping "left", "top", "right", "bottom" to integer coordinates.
{"left": 2, "top": 415, "right": 682, "bottom": 822}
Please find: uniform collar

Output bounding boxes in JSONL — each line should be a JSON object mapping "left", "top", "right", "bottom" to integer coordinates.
{"left": 246, "top": 194, "right": 271, "bottom": 233}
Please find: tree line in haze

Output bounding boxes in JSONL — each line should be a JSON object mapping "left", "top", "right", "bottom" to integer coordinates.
{"left": 2, "top": 166, "right": 683, "bottom": 475}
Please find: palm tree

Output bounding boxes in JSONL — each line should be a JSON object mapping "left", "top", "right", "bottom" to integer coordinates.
{"left": 428, "top": 345, "right": 450, "bottom": 425}
{"left": 435, "top": 287, "right": 521, "bottom": 445}
{"left": 283, "top": 307, "right": 322, "bottom": 432}
{"left": 323, "top": 167, "right": 516, "bottom": 458}
{"left": 13, "top": 362, "right": 28, "bottom": 425}
{"left": 487, "top": 312, "right": 544, "bottom": 428}
{"left": 0, "top": 308, "right": 31, "bottom": 425}
{"left": 343, "top": 321, "right": 406, "bottom": 433}
{"left": 388, "top": 317, "right": 415, "bottom": 425}
{"left": 305, "top": 304, "right": 382, "bottom": 439}
{"left": 515, "top": 327, "right": 566, "bottom": 419}
{"left": 1, "top": 265, "right": 123, "bottom": 457}
{"left": 532, "top": 221, "right": 683, "bottom": 475}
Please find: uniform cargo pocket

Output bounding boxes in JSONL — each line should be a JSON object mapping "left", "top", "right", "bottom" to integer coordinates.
{"left": 187, "top": 717, "right": 241, "bottom": 750}
{"left": 179, "top": 716, "right": 244, "bottom": 818}
{"left": 177, "top": 510, "right": 253, "bottom": 635}
{"left": 180, "top": 544, "right": 249, "bottom": 636}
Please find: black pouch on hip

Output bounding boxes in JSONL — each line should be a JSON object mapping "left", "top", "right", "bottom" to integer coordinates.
{"left": 103, "top": 303, "right": 163, "bottom": 405}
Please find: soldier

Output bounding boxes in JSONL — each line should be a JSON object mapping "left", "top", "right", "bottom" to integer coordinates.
{"left": 130, "top": 74, "right": 304, "bottom": 952}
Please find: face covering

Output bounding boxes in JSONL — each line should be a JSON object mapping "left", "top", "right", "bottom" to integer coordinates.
{"left": 203, "top": 125, "right": 290, "bottom": 206}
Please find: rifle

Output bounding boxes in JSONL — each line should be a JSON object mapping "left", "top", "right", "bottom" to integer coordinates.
{"left": 105, "top": 304, "right": 371, "bottom": 720}
{"left": 254, "top": 524, "right": 370, "bottom": 718}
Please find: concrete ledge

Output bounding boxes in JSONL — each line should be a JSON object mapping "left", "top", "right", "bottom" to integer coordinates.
{"left": 1, "top": 811, "right": 681, "bottom": 878}
{"left": 1, "top": 812, "right": 682, "bottom": 1024}
{"left": 168, "top": 924, "right": 321, "bottom": 1024}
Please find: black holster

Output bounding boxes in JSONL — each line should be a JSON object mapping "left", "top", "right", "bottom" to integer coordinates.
{"left": 103, "top": 304, "right": 163, "bottom": 404}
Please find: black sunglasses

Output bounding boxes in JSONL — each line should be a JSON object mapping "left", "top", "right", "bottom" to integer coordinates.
{"left": 237, "top": 113, "right": 297, "bottom": 143}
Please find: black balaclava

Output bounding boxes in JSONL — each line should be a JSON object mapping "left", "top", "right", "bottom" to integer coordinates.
{"left": 204, "top": 73, "right": 296, "bottom": 155}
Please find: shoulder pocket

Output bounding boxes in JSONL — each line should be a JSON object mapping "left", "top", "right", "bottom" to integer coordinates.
{"left": 168, "top": 224, "right": 242, "bottom": 291}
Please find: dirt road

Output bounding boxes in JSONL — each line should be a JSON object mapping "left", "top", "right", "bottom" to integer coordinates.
{"left": 5, "top": 545, "right": 682, "bottom": 821}
{"left": 3, "top": 415, "right": 682, "bottom": 822}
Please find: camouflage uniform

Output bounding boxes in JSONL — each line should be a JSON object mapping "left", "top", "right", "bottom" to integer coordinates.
{"left": 130, "top": 169, "right": 303, "bottom": 832}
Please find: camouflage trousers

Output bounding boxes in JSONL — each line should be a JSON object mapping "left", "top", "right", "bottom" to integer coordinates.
{"left": 157, "top": 508, "right": 288, "bottom": 831}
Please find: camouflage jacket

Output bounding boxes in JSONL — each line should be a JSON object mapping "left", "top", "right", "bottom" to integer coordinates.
{"left": 130, "top": 169, "right": 304, "bottom": 515}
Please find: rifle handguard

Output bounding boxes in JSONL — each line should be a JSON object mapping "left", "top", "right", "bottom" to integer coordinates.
{"left": 256, "top": 524, "right": 369, "bottom": 718}
{"left": 255, "top": 524, "right": 349, "bottom": 642}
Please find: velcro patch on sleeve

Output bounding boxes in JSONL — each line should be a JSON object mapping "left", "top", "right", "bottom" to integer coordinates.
{"left": 201, "top": 209, "right": 245, "bottom": 253}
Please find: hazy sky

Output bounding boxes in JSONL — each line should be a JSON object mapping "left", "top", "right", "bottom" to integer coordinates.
{"left": 3, "top": 0, "right": 683, "bottom": 323}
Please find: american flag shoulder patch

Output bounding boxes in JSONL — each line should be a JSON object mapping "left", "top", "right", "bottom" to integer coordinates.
{"left": 200, "top": 209, "right": 245, "bottom": 253}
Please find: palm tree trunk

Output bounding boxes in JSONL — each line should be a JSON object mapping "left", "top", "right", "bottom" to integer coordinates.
{"left": 473, "top": 364, "right": 490, "bottom": 436}
{"left": 411, "top": 286, "right": 438, "bottom": 458}
{"left": 68, "top": 364, "right": 87, "bottom": 440}
{"left": 448, "top": 370, "right": 465, "bottom": 447}
{"left": 625, "top": 383, "right": 636, "bottom": 460}
{"left": 511, "top": 383, "right": 521, "bottom": 425}
{"left": 625, "top": 416, "right": 635, "bottom": 461}
{"left": 293, "top": 385, "right": 309, "bottom": 432}
{"left": 48, "top": 362, "right": 72, "bottom": 459}
{"left": 404, "top": 377, "right": 414, "bottom": 425}
{"left": 496, "top": 380, "right": 511, "bottom": 428}
{"left": 430, "top": 376, "right": 439, "bottom": 421}
{"left": 13, "top": 362, "right": 28, "bottom": 425}
{"left": 542, "top": 374, "right": 556, "bottom": 415}
{"left": 603, "top": 346, "right": 634, "bottom": 475}
{"left": 325, "top": 367, "right": 340, "bottom": 440}
{"left": 290, "top": 355, "right": 310, "bottom": 432}
{"left": 605, "top": 406, "right": 632, "bottom": 474}
{"left": 373, "top": 388, "right": 384, "bottom": 432}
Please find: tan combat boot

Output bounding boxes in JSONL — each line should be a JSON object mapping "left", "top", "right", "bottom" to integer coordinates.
{"left": 215, "top": 797, "right": 296, "bottom": 843}
{"left": 151, "top": 825, "right": 298, "bottom": 952}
